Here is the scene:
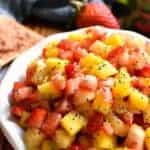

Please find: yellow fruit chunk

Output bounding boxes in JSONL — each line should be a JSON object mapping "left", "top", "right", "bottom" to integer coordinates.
{"left": 44, "top": 47, "right": 59, "bottom": 58}
{"left": 46, "top": 58, "right": 68, "bottom": 73}
{"left": 89, "top": 40, "right": 112, "bottom": 58}
{"left": 41, "top": 140, "right": 57, "bottom": 150}
{"left": 38, "top": 82, "right": 61, "bottom": 99}
{"left": 113, "top": 68, "right": 131, "bottom": 98}
{"left": 129, "top": 88, "right": 149, "bottom": 111}
{"left": 144, "top": 105, "right": 150, "bottom": 124}
{"left": 68, "top": 32, "right": 91, "bottom": 42}
{"left": 145, "top": 128, "right": 150, "bottom": 150}
{"left": 24, "top": 128, "right": 45, "bottom": 150}
{"left": 93, "top": 91, "right": 112, "bottom": 114}
{"left": 105, "top": 33, "right": 124, "bottom": 47}
{"left": 54, "top": 129, "right": 74, "bottom": 149}
{"left": 60, "top": 112, "right": 87, "bottom": 136}
{"left": 94, "top": 131, "right": 116, "bottom": 149}
{"left": 19, "top": 111, "right": 30, "bottom": 128}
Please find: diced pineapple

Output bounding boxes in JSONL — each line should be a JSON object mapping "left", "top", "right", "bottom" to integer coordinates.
{"left": 145, "top": 128, "right": 150, "bottom": 150}
{"left": 60, "top": 112, "right": 87, "bottom": 136}
{"left": 44, "top": 47, "right": 59, "bottom": 58}
{"left": 105, "top": 33, "right": 124, "bottom": 47}
{"left": 90, "top": 59, "right": 117, "bottom": 79}
{"left": 38, "top": 82, "right": 61, "bottom": 99}
{"left": 19, "top": 111, "right": 30, "bottom": 128}
{"left": 46, "top": 58, "right": 68, "bottom": 73}
{"left": 68, "top": 32, "right": 91, "bottom": 42}
{"left": 129, "top": 88, "right": 149, "bottom": 111}
{"left": 41, "top": 140, "right": 57, "bottom": 150}
{"left": 93, "top": 92, "right": 112, "bottom": 114}
{"left": 80, "top": 53, "right": 102, "bottom": 69}
{"left": 54, "top": 129, "right": 74, "bottom": 149}
{"left": 113, "top": 68, "right": 131, "bottom": 97}
{"left": 144, "top": 105, "right": 150, "bottom": 124}
{"left": 94, "top": 131, "right": 116, "bottom": 149}
{"left": 24, "top": 128, "right": 45, "bottom": 150}
{"left": 89, "top": 40, "right": 112, "bottom": 58}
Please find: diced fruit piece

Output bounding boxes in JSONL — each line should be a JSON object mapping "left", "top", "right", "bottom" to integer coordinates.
{"left": 89, "top": 40, "right": 112, "bottom": 58}
{"left": 24, "top": 128, "right": 45, "bottom": 150}
{"left": 46, "top": 58, "right": 68, "bottom": 73}
{"left": 143, "top": 105, "right": 150, "bottom": 124}
{"left": 80, "top": 53, "right": 102, "bottom": 69}
{"left": 125, "top": 124, "right": 145, "bottom": 150}
{"left": 113, "top": 68, "right": 131, "bottom": 97}
{"left": 11, "top": 106, "right": 24, "bottom": 118}
{"left": 60, "top": 112, "right": 87, "bottom": 136}
{"left": 69, "top": 143, "right": 85, "bottom": 150}
{"left": 73, "top": 48, "right": 88, "bottom": 61}
{"left": 13, "top": 81, "right": 27, "bottom": 91}
{"left": 19, "top": 111, "right": 30, "bottom": 128}
{"left": 42, "top": 112, "right": 61, "bottom": 137}
{"left": 102, "top": 121, "right": 114, "bottom": 135}
{"left": 92, "top": 88, "right": 112, "bottom": 114}
{"left": 129, "top": 88, "right": 149, "bottom": 111}
{"left": 38, "top": 82, "right": 61, "bottom": 99}
{"left": 65, "top": 63, "right": 77, "bottom": 78}
{"left": 138, "top": 64, "right": 150, "bottom": 77}
{"left": 73, "top": 89, "right": 95, "bottom": 106}
{"left": 94, "top": 131, "right": 116, "bottom": 149}
{"left": 107, "top": 114, "right": 129, "bottom": 137}
{"left": 105, "top": 34, "right": 124, "bottom": 47}
{"left": 79, "top": 75, "right": 98, "bottom": 91}
{"left": 90, "top": 59, "right": 117, "bottom": 79}
{"left": 145, "top": 128, "right": 150, "bottom": 150}
{"left": 86, "top": 112, "right": 104, "bottom": 134}
{"left": 41, "top": 140, "right": 57, "bottom": 150}
{"left": 27, "top": 108, "right": 47, "bottom": 129}
{"left": 54, "top": 129, "right": 74, "bottom": 149}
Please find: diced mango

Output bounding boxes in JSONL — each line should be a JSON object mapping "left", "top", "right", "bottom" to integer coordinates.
{"left": 68, "top": 32, "right": 91, "bottom": 42}
{"left": 60, "top": 112, "right": 87, "bottom": 136}
{"left": 41, "top": 140, "right": 57, "bottom": 150}
{"left": 93, "top": 92, "right": 112, "bottom": 114}
{"left": 24, "top": 128, "right": 45, "bottom": 150}
{"left": 113, "top": 68, "right": 131, "bottom": 97}
{"left": 129, "top": 88, "right": 149, "bottom": 111}
{"left": 44, "top": 47, "right": 59, "bottom": 58}
{"left": 54, "top": 129, "right": 74, "bottom": 149}
{"left": 89, "top": 40, "right": 112, "bottom": 58}
{"left": 80, "top": 53, "right": 102, "bottom": 69}
{"left": 38, "top": 82, "right": 61, "bottom": 99}
{"left": 94, "top": 131, "right": 116, "bottom": 149}
{"left": 90, "top": 59, "right": 117, "bottom": 79}
{"left": 46, "top": 58, "right": 68, "bottom": 73}
{"left": 145, "top": 128, "right": 150, "bottom": 150}
{"left": 105, "top": 33, "right": 124, "bottom": 47}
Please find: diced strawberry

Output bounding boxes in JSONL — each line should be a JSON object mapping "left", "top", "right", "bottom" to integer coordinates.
{"left": 69, "top": 143, "right": 85, "bottom": 150}
{"left": 58, "top": 39, "right": 80, "bottom": 51}
{"left": 86, "top": 112, "right": 104, "bottom": 134}
{"left": 27, "top": 91, "right": 39, "bottom": 103}
{"left": 107, "top": 46, "right": 126, "bottom": 67}
{"left": 59, "top": 49, "right": 74, "bottom": 62}
{"left": 27, "top": 108, "right": 47, "bottom": 128}
{"left": 12, "top": 86, "right": 33, "bottom": 103}
{"left": 137, "top": 64, "right": 150, "bottom": 77}
{"left": 11, "top": 106, "right": 24, "bottom": 118}
{"left": 65, "top": 63, "right": 77, "bottom": 78}
{"left": 13, "top": 82, "right": 26, "bottom": 91}
{"left": 26, "top": 63, "right": 37, "bottom": 85}
{"left": 42, "top": 112, "right": 61, "bottom": 137}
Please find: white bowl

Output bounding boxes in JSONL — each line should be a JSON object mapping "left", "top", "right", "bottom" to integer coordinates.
{"left": 0, "top": 26, "right": 149, "bottom": 150}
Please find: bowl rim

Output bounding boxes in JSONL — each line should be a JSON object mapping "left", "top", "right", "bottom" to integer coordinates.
{"left": 0, "top": 26, "right": 149, "bottom": 150}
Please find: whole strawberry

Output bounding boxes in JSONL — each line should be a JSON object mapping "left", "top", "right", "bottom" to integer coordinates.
{"left": 76, "top": 2, "right": 120, "bottom": 29}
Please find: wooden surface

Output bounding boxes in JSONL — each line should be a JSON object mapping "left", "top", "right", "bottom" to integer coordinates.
{"left": 0, "top": 21, "right": 62, "bottom": 150}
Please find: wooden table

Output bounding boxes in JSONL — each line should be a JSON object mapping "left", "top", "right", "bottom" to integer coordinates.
{"left": 0, "top": 21, "right": 62, "bottom": 150}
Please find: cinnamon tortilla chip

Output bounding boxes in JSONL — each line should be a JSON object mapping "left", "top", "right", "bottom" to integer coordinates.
{"left": 0, "top": 16, "right": 43, "bottom": 67}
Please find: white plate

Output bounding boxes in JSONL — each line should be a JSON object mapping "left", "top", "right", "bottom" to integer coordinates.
{"left": 0, "top": 26, "right": 149, "bottom": 150}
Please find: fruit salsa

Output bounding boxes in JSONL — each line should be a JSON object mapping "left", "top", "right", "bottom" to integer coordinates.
{"left": 10, "top": 27, "right": 150, "bottom": 150}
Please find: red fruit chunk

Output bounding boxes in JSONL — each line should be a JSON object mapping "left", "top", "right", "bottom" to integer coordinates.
{"left": 42, "top": 112, "right": 61, "bottom": 137}
{"left": 58, "top": 39, "right": 79, "bottom": 51}
{"left": 13, "top": 82, "right": 26, "bottom": 91}
{"left": 11, "top": 106, "right": 24, "bottom": 118}
{"left": 86, "top": 112, "right": 104, "bottom": 134}
{"left": 65, "top": 63, "right": 77, "bottom": 78}
{"left": 138, "top": 64, "right": 150, "bottom": 77}
{"left": 69, "top": 143, "right": 85, "bottom": 150}
{"left": 27, "top": 108, "right": 47, "bottom": 128}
